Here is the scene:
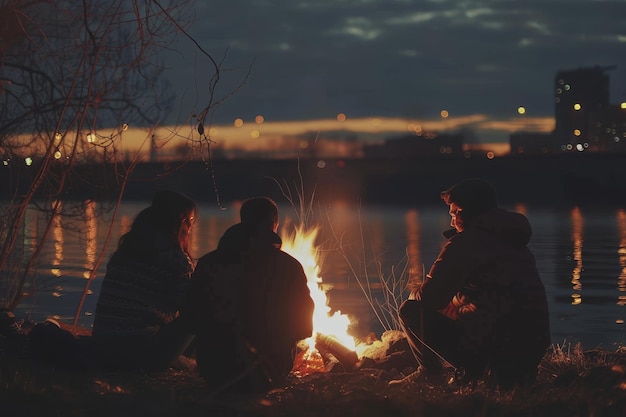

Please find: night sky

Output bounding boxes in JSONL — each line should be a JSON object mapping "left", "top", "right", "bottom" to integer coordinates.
{"left": 162, "top": 0, "right": 626, "bottom": 144}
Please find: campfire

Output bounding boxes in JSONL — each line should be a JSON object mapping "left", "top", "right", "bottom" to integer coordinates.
{"left": 280, "top": 224, "right": 360, "bottom": 376}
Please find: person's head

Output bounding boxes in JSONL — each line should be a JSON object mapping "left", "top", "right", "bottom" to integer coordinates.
{"left": 240, "top": 196, "right": 279, "bottom": 234}
{"left": 119, "top": 190, "right": 197, "bottom": 255}
{"left": 151, "top": 190, "right": 197, "bottom": 252}
{"left": 441, "top": 178, "right": 498, "bottom": 232}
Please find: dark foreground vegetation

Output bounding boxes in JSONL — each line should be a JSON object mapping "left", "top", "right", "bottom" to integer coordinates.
{"left": 2, "top": 333, "right": 625, "bottom": 417}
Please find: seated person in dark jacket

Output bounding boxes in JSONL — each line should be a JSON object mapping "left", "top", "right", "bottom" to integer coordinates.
{"left": 390, "top": 178, "right": 551, "bottom": 389}
{"left": 184, "top": 197, "right": 314, "bottom": 395}
{"left": 91, "top": 190, "right": 197, "bottom": 372}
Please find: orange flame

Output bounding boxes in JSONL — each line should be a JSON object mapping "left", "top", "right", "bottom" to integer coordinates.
{"left": 280, "top": 224, "right": 355, "bottom": 350}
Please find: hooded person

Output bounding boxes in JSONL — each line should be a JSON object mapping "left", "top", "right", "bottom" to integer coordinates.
{"left": 184, "top": 197, "right": 314, "bottom": 395}
{"left": 390, "top": 178, "right": 551, "bottom": 389}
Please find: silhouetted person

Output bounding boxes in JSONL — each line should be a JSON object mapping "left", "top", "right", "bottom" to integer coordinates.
{"left": 390, "top": 178, "right": 550, "bottom": 389}
{"left": 1, "top": 190, "right": 198, "bottom": 373}
{"left": 91, "top": 190, "right": 197, "bottom": 372}
{"left": 184, "top": 196, "right": 314, "bottom": 395}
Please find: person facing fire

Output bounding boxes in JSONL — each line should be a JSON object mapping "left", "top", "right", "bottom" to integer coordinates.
{"left": 91, "top": 190, "right": 197, "bottom": 372}
{"left": 390, "top": 178, "right": 550, "bottom": 389}
{"left": 184, "top": 196, "right": 314, "bottom": 395}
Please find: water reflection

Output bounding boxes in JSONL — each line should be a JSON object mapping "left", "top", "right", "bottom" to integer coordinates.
{"left": 405, "top": 209, "right": 422, "bottom": 286}
{"left": 120, "top": 214, "right": 131, "bottom": 237}
{"left": 570, "top": 207, "right": 583, "bottom": 304}
{"left": 83, "top": 200, "right": 97, "bottom": 279}
{"left": 617, "top": 209, "right": 626, "bottom": 306}
{"left": 51, "top": 200, "right": 63, "bottom": 278}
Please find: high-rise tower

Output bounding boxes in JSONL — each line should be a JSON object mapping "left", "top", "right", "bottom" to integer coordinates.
{"left": 554, "top": 66, "right": 613, "bottom": 150}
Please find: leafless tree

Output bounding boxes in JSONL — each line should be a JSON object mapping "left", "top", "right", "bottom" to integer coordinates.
{"left": 0, "top": 0, "right": 246, "bottom": 319}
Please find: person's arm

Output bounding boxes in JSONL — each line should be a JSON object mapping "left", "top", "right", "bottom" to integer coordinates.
{"left": 418, "top": 235, "right": 472, "bottom": 310}
{"left": 285, "top": 257, "right": 315, "bottom": 341}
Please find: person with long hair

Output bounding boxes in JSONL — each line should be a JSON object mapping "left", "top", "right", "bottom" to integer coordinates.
{"left": 91, "top": 190, "right": 197, "bottom": 372}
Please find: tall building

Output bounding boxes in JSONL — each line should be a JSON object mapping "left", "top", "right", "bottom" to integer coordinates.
{"left": 589, "top": 103, "right": 626, "bottom": 153}
{"left": 554, "top": 66, "right": 613, "bottom": 150}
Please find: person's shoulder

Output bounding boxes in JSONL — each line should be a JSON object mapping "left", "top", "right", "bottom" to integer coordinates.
{"left": 194, "top": 249, "right": 221, "bottom": 268}
{"left": 275, "top": 247, "right": 306, "bottom": 269}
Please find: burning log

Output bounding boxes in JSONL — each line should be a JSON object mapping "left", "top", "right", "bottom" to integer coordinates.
{"left": 315, "top": 333, "right": 358, "bottom": 370}
{"left": 319, "top": 350, "right": 344, "bottom": 373}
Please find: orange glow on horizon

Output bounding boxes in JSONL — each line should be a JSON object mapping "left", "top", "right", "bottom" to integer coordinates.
{"left": 7, "top": 114, "right": 556, "bottom": 160}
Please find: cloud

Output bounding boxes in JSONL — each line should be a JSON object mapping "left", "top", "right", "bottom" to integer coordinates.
{"left": 162, "top": 0, "right": 626, "bottom": 144}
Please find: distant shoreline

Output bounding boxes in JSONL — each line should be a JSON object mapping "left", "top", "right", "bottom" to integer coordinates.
{"left": 3, "top": 153, "right": 626, "bottom": 206}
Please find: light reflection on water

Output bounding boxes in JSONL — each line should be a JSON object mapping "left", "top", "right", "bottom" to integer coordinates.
{"left": 12, "top": 200, "right": 626, "bottom": 350}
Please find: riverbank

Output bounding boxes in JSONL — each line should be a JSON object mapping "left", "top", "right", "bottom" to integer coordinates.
{"left": 2, "top": 334, "right": 625, "bottom": 417}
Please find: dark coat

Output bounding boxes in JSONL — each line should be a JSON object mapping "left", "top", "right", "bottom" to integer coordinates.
{"left": 419, "top": 208, "right": 551, "bottom": 370}
{"left": 185, "top": 223, "right": 314, "bottom": 390}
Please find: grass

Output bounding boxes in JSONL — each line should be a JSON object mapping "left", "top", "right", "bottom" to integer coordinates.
{"left": 1, "top": 336, "right": 625, "bottom": 417}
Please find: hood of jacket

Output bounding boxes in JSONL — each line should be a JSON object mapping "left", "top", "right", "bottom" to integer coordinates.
{"left": 468, "top": 208, "right": 532, "bottom": 248}
{"left": 216, "top": 223, "right": 282, "bottom": 254}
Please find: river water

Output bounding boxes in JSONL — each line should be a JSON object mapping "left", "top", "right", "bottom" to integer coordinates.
{"left": 9, "top": 199, "right": 626, "bottom": 351}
